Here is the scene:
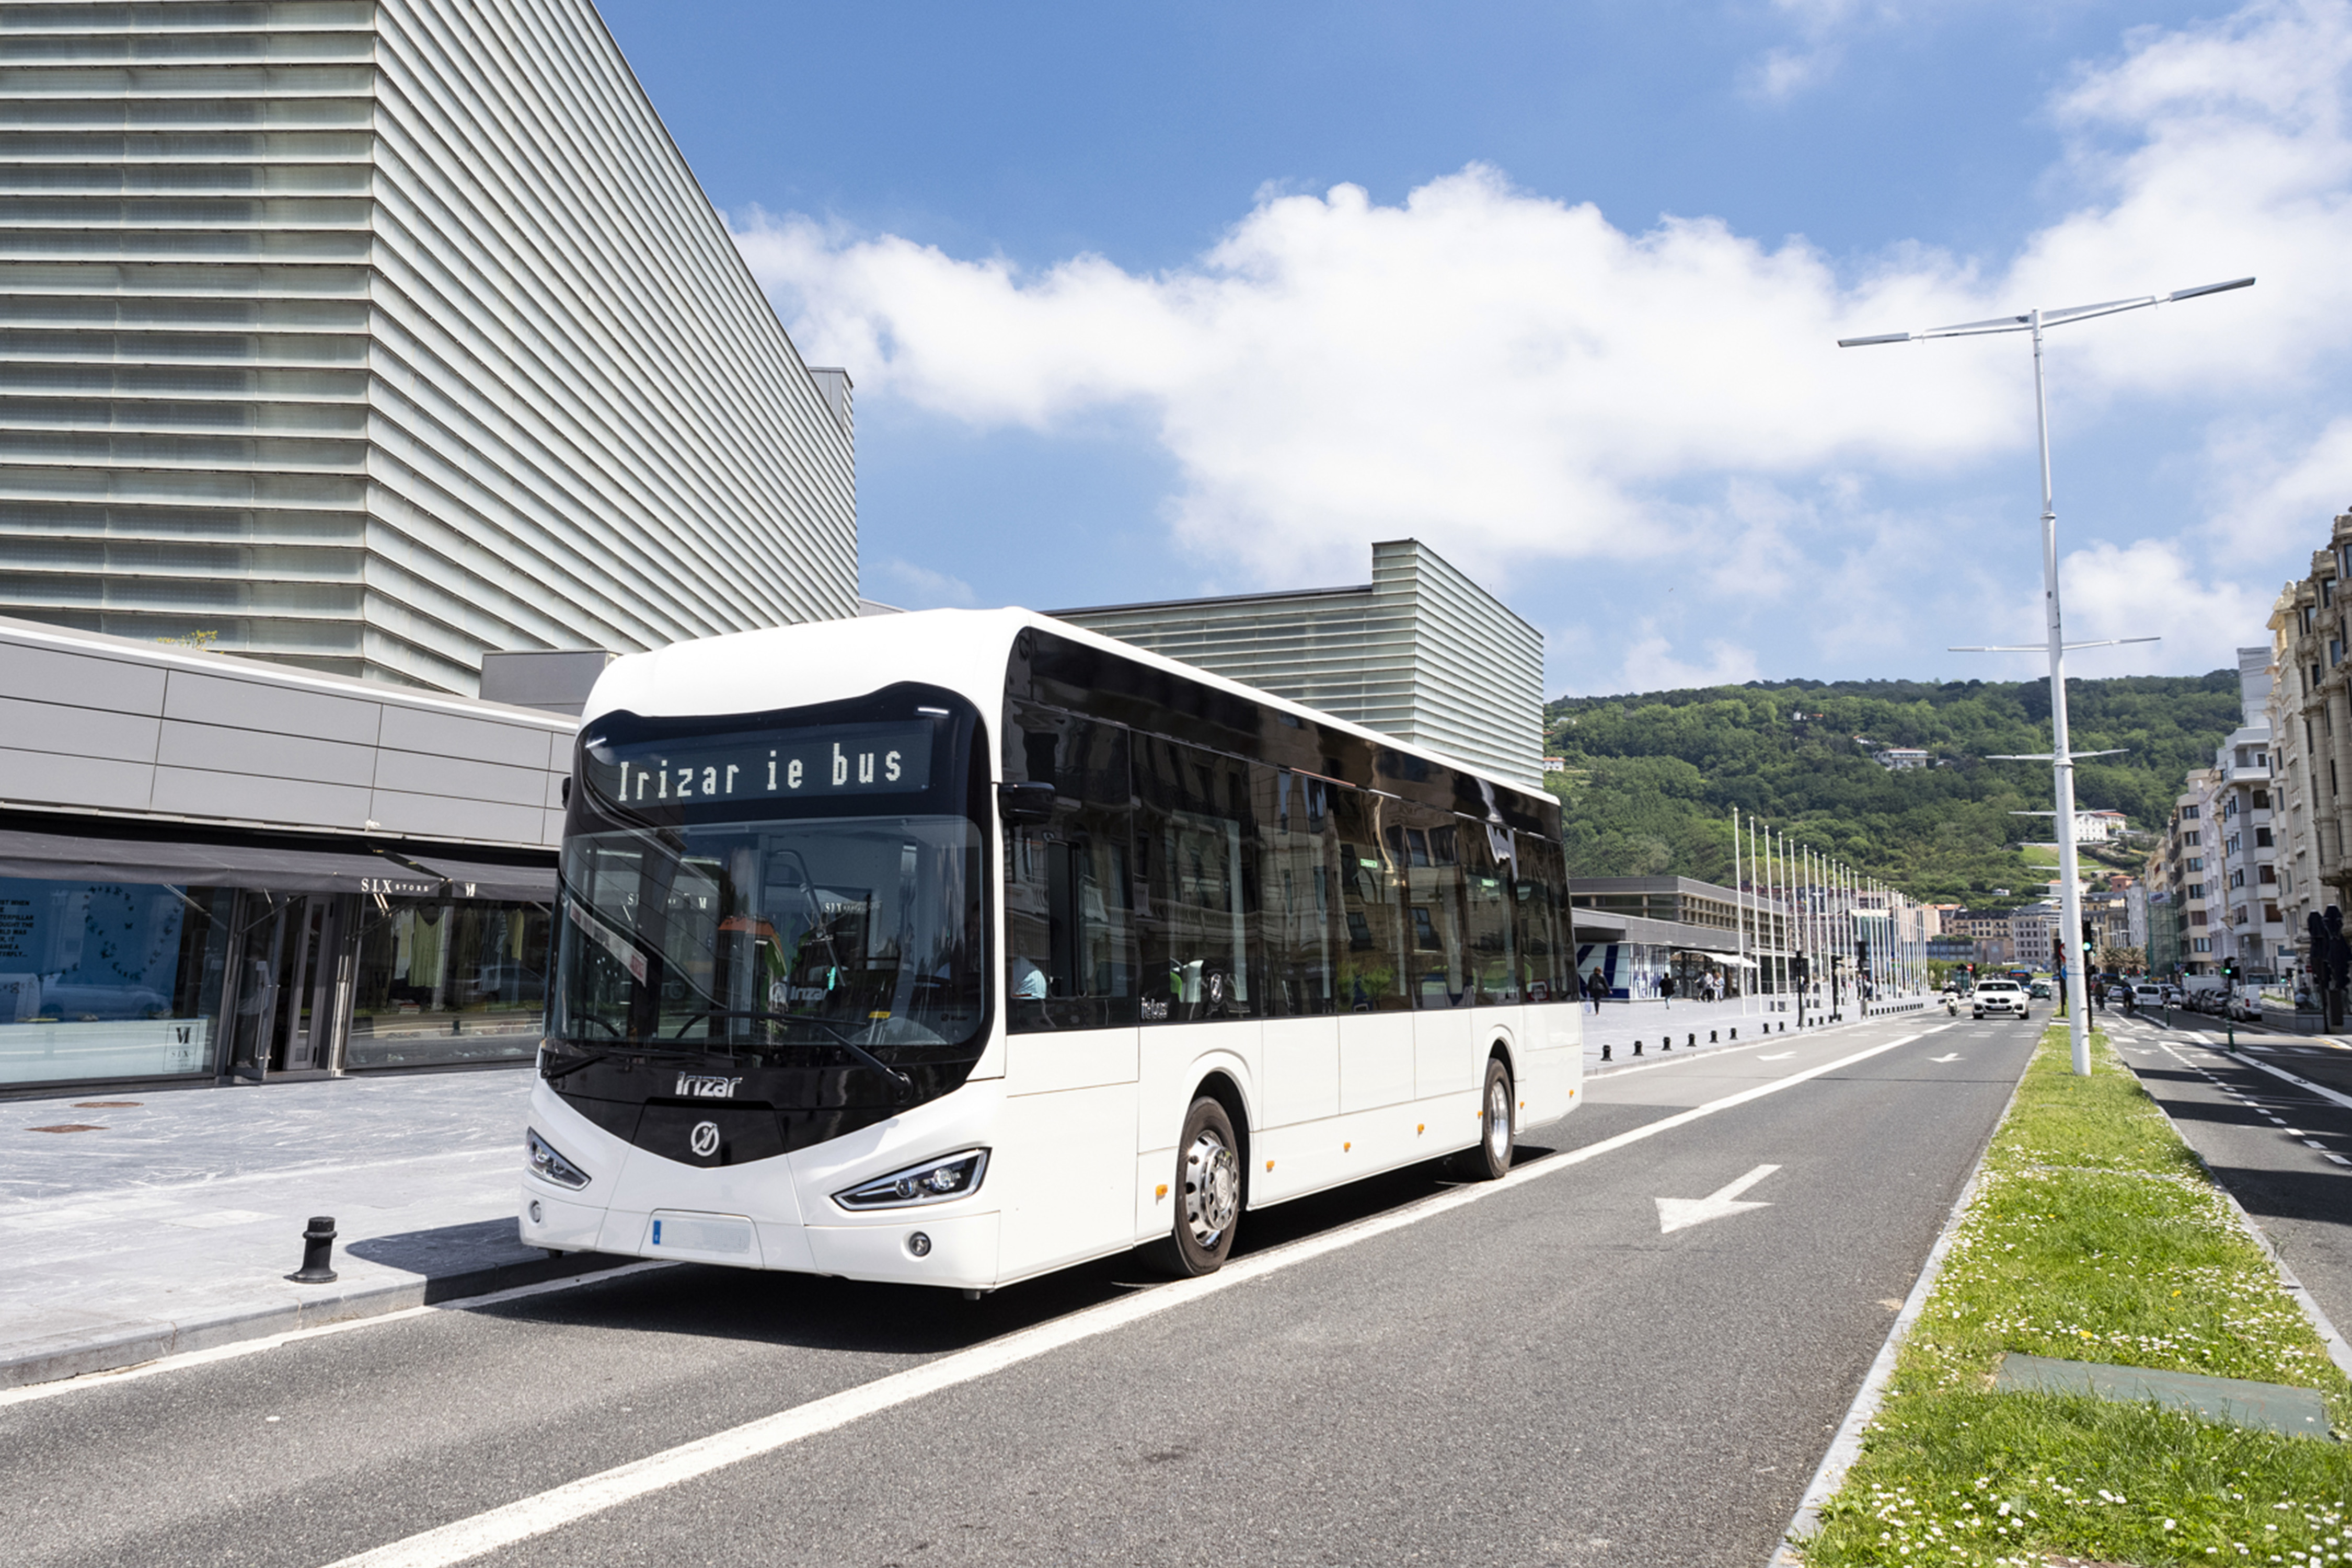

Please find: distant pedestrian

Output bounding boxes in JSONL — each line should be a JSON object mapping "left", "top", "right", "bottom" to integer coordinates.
{"left": 1583, "top": 970, "right": 1606, "bottom": 1012}
{"left": 1659, "top": 972, "right": 1676, "bottom": 1010}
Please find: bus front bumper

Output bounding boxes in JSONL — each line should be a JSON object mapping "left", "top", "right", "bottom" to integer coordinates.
{"left": 517, "top": 1078, "right": 1006, "bottom": 1291}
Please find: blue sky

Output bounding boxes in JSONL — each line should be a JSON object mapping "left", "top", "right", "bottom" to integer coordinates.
{"left": 601, "top": 0, "right": 2352, "bottom": 699}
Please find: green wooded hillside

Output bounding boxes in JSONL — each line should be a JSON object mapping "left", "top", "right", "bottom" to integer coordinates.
{"left": 1547, "top": 672, "right": 2245, "bottom": 906}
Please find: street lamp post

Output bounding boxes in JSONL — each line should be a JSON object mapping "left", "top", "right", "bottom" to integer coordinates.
{"left": 1838, "top": 276, "right": 2254, "bottom": 1077}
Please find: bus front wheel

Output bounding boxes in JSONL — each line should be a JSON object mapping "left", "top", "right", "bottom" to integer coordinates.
{"left": 1450, "top": 1057, "right": 1515, "bottom": 1181}
{"left": 1151, "top": 1096, "right": 1242, "bottom": 1277}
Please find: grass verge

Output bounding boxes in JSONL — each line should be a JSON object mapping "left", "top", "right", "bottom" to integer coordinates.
{"left": 1797, "top": 1025, "right": 2352, "bottom": 1566}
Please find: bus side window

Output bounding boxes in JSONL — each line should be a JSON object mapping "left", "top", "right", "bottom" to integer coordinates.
{"left": 1003, "top": 705, "right": 1136, "bottom": 1031}
{"left": 1512, "top": 834, "right": 1572, "bottom": 1003}
{"left": 1464, "top": 823, "right": 1519, "bottom": 1004}
{"left": 1398, "top": 802, "right": 1468, "bottom": 1008}
{"left": 1329, "top": 791, "right": 1410, "bottom": 1012}
{"left": 1256, "top": 764, "right": 1335, "bottom": 1017}
{"left": 1134, "top": 735, "right": 1258, "bottom": 1022}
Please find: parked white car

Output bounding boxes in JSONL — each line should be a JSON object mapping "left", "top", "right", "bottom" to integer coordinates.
{"left": 1973, "top": 979, "right": 2032, "bottom": 1020}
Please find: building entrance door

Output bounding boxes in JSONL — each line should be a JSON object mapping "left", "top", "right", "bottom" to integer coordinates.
{"left": 225, "top": 893, "right": 353, "bottom": 1081}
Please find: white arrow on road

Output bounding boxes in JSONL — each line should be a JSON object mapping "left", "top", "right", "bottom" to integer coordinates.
{"left": 1758, "top": 1052, "right": 1795, "bottom": 1061}
{"left": 1656, "top": 1163, "right": 1781, "bottom": 1234}
{"left": 1928, "top": 1054, "right": 1961, "bottom": 1063}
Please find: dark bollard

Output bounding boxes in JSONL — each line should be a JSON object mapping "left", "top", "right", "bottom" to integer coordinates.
{"left": 1709, "top": 1030, "right": 1718, "bottom": 1043}
{"left": 1662, "top": 1034, "right": 1671, "bottom": 1050}
{"left": 290, "top": 1216, "right": 338, "bottom": 1284}
{"left": 1633, "top": 1039, "right": 1643, "bottom": 1055}
{"left": 1730, "top": 1028, "right": 1738, "bottom": 1039}
{"left": 1687, "top": 1033, "right": 1696, "bottom": 1048}
{"left": 1601, "top": 1042, "right": 1612, "bottom": 1062}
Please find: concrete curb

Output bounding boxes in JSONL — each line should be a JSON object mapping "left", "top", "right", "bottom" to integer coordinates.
{"left": 0, "top": 1249, "right": 636, "bottom": 1392}
{"left": 1766, "top": 1022, "right": 2032, "bottom": 1567}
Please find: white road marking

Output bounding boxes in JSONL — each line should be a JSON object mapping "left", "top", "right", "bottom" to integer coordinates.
{"left": 321, "top": 1029, "right": 1930, "bottom": 1568}
{"left": 1928, "top": 1054, "right": 1961, "bottom": 1064}
{"left": 0, "top": 1263, "right": 676, "bottom": 1410}
{"left": 1655, "top": 1163, "right": 1780, "bottom": 1234}
{"left": 2216, "top": 1048, "right": 2352, "bottom": 1113}
{"left": 1758, "top": 1052, "right": 1795, "bottom": 1061}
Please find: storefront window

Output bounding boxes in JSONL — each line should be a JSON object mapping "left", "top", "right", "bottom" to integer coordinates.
{"left": 346, "top": 898, "right": 551, "bottom": 1069}
{"left": 0, "top": 879, "right": 231, "bottom": 1087}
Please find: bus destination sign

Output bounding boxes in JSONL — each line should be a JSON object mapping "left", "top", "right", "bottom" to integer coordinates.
{"left": 586, "top": 721, "right": 935, "bottom": 809}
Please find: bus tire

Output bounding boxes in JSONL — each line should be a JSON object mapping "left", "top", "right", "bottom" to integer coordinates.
{"left": 1150, "top": 1095, "right": 1242, "bottom": 1277}
{"left": 1450, "top": 1056, "right": 1515, "bottom": 1181}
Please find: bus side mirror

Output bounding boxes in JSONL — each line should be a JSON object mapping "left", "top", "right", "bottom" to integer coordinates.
{"left": 998, "top": 782, "right": 1056, "bottom": 825}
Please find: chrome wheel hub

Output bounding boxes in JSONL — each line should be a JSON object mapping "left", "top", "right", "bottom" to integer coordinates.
{"left": 1182, "top": 1127, "right": 1239, "bottom": 1248}
{"left": 1485, "top": 1076, "right": 1511, "bottom": 1161}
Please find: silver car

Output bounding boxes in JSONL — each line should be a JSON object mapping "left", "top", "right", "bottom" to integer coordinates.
{"left": 1973, "top": 979, "right": 2031, "bottom": 1020}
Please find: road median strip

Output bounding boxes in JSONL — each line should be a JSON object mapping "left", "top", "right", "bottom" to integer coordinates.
{"left": 1784, "top": 1025, "right": 2352, "bottom": 1567}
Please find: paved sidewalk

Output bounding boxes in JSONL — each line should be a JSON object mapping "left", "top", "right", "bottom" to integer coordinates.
{"left": 0, "top": 1068, "right": 616, "bottom": 1390}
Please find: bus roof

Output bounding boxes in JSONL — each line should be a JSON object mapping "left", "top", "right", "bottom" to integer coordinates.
{"left": 579, "top": 607, "right": 1549, "bottom": 810}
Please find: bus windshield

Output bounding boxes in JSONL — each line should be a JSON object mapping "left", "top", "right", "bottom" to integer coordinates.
{"left": 555, "top": 816, "right": 986, "bottom": 1057}
{"left": 551, "top": 689, "right": 989, "bottom": 1062}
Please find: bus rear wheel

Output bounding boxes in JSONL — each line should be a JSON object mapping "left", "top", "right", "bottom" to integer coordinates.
{"left": 1150, "top": 1095, "right": 1241, "bottom": 1277}
{"left": 1450, "top": 1057, "right": 1515, "bottom": 1181}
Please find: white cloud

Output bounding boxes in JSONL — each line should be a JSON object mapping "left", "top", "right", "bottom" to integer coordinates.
{"left": 2055, "top": 537, "right": 2275, "bottom": 670}
{"left": 873, "top": 557, "right": 977, "bottom": 607}
{"left": 741, "top": 0, "right": 2352, "bottom": 651}
{"left": 1612, "top": 630, "right": 1765, "bottom": 691}
{"left": 2199, "top": 415, "right": 2352, "bottom": 561}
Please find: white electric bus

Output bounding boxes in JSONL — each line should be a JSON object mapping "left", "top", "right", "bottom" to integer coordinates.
{"left": 521, "top": 610, "right": 1583, "bottom": 1289}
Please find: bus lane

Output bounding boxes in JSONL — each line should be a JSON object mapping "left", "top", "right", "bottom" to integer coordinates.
{"left": 0, "top": 1013, "right": 2035, "bottom": 1568}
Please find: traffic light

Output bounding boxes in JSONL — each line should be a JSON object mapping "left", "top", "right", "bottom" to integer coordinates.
{"left": 1855, "top": 938, "right": 1870, "bottom": 966}
{"left": 2082, "top": 917, "right": 2096, "bottom": 955}
{"left": 2221, "top": 957, "right": 2241, "bottom": 983}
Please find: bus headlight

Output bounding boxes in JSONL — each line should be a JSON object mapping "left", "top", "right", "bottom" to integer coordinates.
{"left": 527, "top": 1127, "right": 591, "bottom": 1190}
{"left": 833, "top": 1149, "right": 989, "bottom": 1210}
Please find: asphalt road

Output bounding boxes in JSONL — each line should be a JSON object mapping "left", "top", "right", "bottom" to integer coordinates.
{"left": 2107, "top": 1016, "right": 2352, "bottom": 1344}
{"left": 0, "top": 1011, "right": 2038, "bottom": 1568}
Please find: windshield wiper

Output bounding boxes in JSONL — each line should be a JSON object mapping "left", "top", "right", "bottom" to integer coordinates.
{"left": 541, "top": 1050, "right": 608, "bottom": 1082}
{"left": 669, "top": 1010, "right": 914, "bottom": 1099}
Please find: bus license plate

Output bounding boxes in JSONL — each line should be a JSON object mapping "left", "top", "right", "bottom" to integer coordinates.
{"left": 647, "top": 1213, "right": 753, "bottom": 1255}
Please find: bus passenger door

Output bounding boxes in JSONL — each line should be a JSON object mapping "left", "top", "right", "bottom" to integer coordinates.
{"left": 998, "top": 708, "right": 1138, "bottom": 1276}
{"left": 1331, "top": 794, "right": 1414, "bottom": 1116}
{"left": 1258, "top": 766, "right": 1338, "bottom": 1129}
{"left": 1400, "top": 810, "right": 1476, "bottom": 1102}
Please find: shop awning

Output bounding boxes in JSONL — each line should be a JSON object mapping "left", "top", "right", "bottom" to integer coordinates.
{"left": 1673, "top": 947, "right": 1760, "bottom": 966}
{"left": 384, "top": 851, "right": 557, "bottom": 903}
{"left": 0, "top": 827, "right": 554, "bottom": 902}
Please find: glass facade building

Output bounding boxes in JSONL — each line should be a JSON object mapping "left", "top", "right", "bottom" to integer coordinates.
{"left": 0, "top": 612, "right": 572, "bottom": 1094}
{"left": 0, "top": 0, "right": 857, "bottom": 695}
{"left": 1054, "top": 540, "right": 1546, "bottom": 789}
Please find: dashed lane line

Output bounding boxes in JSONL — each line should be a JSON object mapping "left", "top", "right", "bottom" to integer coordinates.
{"left": 321, "top": 1029, "right": 1936, "bottom": 1568}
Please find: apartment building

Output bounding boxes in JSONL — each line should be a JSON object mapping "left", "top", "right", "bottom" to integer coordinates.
{"left": 2267, "top": 515, "right": 2352, "bottom": 987}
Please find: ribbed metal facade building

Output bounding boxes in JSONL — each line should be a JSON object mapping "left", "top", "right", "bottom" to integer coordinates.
{"left": 0, "top": 0, "right": 856, "bottom": 696}
{"left": 1054, "top": 539, "right": 1545, "bottom": 789}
